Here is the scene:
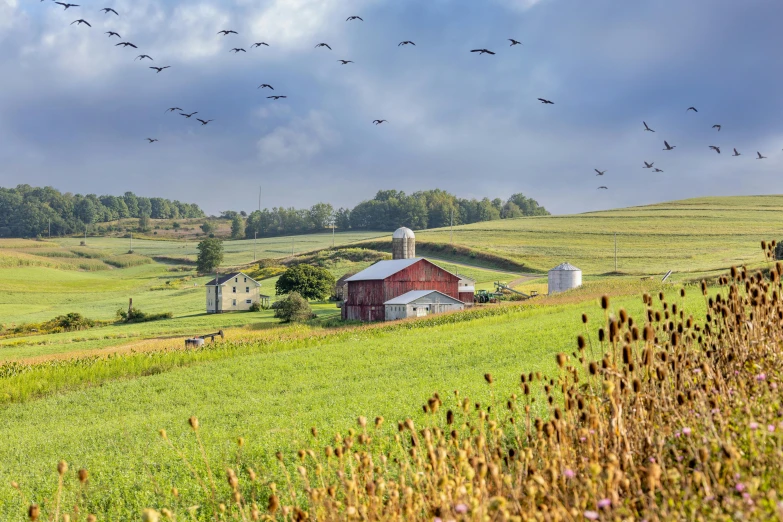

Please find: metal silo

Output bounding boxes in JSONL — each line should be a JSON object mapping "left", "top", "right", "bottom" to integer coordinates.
{"left": 392, "top": 227, "right": 416, "bottom": 260}
{"left": 548, "top": 262, "right": 582, "bottom": 295}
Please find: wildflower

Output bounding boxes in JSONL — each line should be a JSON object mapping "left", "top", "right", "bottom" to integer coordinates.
{"left": 769, "top": 425, "right": 776, "bottom": 433}
{"left": 584, "top": 510, "right": 599, "bottom": 520}
{"left": 750, "top": 422, "right": 759, "bottom": 430}
{"left": 564, "top": 468, "right": 575, "bottom": 479}
{"left": 454, "top": 503, "right": 468, "bottom": 514}
{"left": 598, "top": 498, "right": 611, "bottom": 509}
{"left": 735, "top": 483, "right": 746, "bottom": 492}
{"left": 756, "top": 373, "right": 767, "bottom": 381}
{"left": 682, "top": 427, "right": 692, "bottom": 435}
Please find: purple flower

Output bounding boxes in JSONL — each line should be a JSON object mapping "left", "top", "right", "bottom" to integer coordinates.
{"left": 682, "top": 427, "right": 692, "bottom": 435}
{"left": 598, "top": 498, "right": 611, "bottom": 509}
{"left": 584, "top": 511, "right": 599, "bottom": 520}
{"left": 756, "top": 373, "right": 766, "bottom": 381}
{"left": 769, "top": 425, "right": 776, "bottom": 433}
{"left": 735, "top": 483, "right": 746, "bottom": 492}
{"left": 750, "top": 422, "right": 759, "bottom": 430}
{"left": 434, "top": 518, "right": 442, "bottom": 522}
{"left": 564, "top": 468, "right": 575, "bottom": 479}
{"left": 454, "top": 504, "right": 468, "bottom": 514}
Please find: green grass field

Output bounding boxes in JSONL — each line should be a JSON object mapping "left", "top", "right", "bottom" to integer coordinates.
{"left": 416, "top": 195, "right": 783, "bottom": 275}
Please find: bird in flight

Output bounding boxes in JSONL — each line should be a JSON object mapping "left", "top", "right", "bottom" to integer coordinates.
{"left": 732, "top": 148, "right": 741, "bottom": 156}
{"left": 509, "top": 39, "right": 522, "bottom": 46}
{"left": 135, "top": 54, "right": 152, "bottom": 60}
{"left": 687, "top": 107, "right": 698, "bottom": 112}
{"left": 757, "top": 151, "right": 767, "bottom": 159}
{"left": 537, "top": 98, "right": 554, "bottom": 105}
{"left": 267, "top": 95, "right": 287, "bottom": 100}
{"left": 712, "top": 124, "right": 721, "bottom": 131}
{"left": 643, "top": 121, "right": 655, "bottom": 132}
{"left": 257, "top": 84, "right": 274, "bottom": 90}
{"left": 643, "top": 161, "right": 654, "bottom": 169}
{"left": 71, "top": 19, "right": 91, "bottom": 27}
{"left": 180, "top": 112, "right": 198, "bottom": 118}
{"left": 230, "top": 48, "right": 247, "bottom": 53}
{"left": 146, "top": 138, "right": 158, "bottom": 143}
{"left": 653, "top": 168, "right": 664, "bottom": 173}
{"left": 708, "top": 145, "right": 721, "bottom": 154}
{"left": 346, "top": 16, "right": 363, "bottom": 21}
{"left": 251, "top": 42, "right": 269, "bottom": 48}
{"left": 100, "top": 7, "right": 118, "bottom": 15}
{"left": 373, "top": 120, "right": 387, "bottom": 125}
{"left": 105, "top": 31, "right": 120, "bottom": 38}
{"left": 218, "top": 30, "right": 238, "bottom": 35}
{"left": 595, "top": 169, "right": 606, "bottom": 176}
{"left": 338, "top": 59, "right": 354, "bottom": 64}
{"left": 315, "top": 43, "right": 332, "bottom": 50}
{"left": 663, "top": 140, "right": 676, "bottom": 151}
{"left": 597, "top": 186, "right": 608, "bottom": 190}
{"left": 196, "top": 119, "right": 213, "bottom": 125}
{"left": 56, "top": 3, "right": 79, "bottom": 10}
{"left": 150, "top": 66, "right": 171, "bottom": 73}
{"left": 471, "top": 49, "right": 495, "bottom": 55}
{"left": 165, "top": 107, "right": 182, "bottom": 113}
{"left": 398, "top": 41, "right": 415, "bottom": 46}
{"left": 115, "top": 42, "right": 137, "bottom": 48}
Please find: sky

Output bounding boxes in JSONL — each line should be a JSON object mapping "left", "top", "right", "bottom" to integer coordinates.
{"left": 1, "top": 0, "right": 782, "bottom": 216}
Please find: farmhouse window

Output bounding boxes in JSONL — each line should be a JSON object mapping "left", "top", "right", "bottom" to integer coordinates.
{"left": 246, "top": 287, "right": 249, "bottom": 293}
{"left": 244, "top": 277, "right": 247, "bottom": 282}
{"left": 246, "top": 299, "right": 252, "bottom": 304}
{"left": 233, "top": 287, "right": 236, "bottom": 293}
{"left": 232, "top": 299, "right": 237, "bottom": 306}
{"left": 235, "top": 278, "right": 238, "bottom": 283}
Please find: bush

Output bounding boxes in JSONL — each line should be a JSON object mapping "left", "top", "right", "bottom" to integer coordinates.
{"left": 273, "top": 292, "right": 315, "bottom": 323}
{"left": 248, "top": 301, "right": 261, "bottom": 312}
{"left": 116, "top": 307, "right": 173, "bottom": 324}
{"left": 275, "top": 264, "right": 335, "bottom": 300}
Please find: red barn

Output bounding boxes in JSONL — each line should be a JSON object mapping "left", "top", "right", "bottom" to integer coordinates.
{"left": 341, "top": 258, "right": 462, "bottom": 322}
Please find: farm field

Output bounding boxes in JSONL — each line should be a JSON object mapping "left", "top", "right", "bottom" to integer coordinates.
{"left": 415, "top": 195, "right": 783, "bottom": 275}
{"left": 0, "top": 281, "right": 703, "bottom": 519}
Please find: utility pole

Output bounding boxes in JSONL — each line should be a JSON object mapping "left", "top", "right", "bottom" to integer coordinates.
{"left": 254, "top": 231, "right": 257, "bottom": 261}
{"left": 614, "top": 233, "right": 618, "bottom": 272}
{"left": 450, "top": 208, "right": 454, "bottom": 244}
{"left": 332, "top": 219, "right": 335, "bottom": 248}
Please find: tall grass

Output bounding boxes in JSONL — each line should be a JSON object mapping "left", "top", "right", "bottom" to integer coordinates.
{"left": 103, "top": 253, "right": 152, "bottom": 268}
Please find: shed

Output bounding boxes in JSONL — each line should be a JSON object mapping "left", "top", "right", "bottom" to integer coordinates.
{"left": 384, "top": 290, "right": 465, "bottom": 321}
{"left": 548, "top": 263, "right": 582, "bottom": 295}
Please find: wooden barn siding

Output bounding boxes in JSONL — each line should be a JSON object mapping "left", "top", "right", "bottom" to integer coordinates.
{"left": 459, "top": 291, "right": 475, "bottom": 303}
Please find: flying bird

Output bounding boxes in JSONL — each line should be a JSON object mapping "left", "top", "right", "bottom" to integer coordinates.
{"left": 217, "top": 30, "right": 238, "bottom": 35}
{"left": 150, "top": 66, "right": 170, "bottom": 73}
{"left": 338, "top": 59, "right": 354, "bottom": 64}
{"left": 55, "top": 3, "right": 79, "bottom": 10}
{"left": 732, "top": 148, "right": 741, "bottom": 157}
{"left": 267, "top": 95, "right": 287, "bottom": 100}
{"left": 373, "top": 120, "right": 387, "bottom": 125}
{"left": 135, "top": 54, "right": 152, "bottom": 60}
{"left": 257, "top": 84, "right": 274, "bottom": 90}
{"left": 708, "top": 146, "right": 721, "bottom": 154}
{"left": 712, "top": 124, "right": 721, "bottom": 131}
{"left": 105, "top": 31, "right": 120, "bottom": 38}
{"left": 537, "top": 98, "right": 554, "bottom": 104}
{"left": 471, "top": 49, "right": 495, "bottom": 55}
{"left": 165, "top": 107, "right": 183, "bottom": 113}
{"left": 315, "top": 43, "right": 332, "bottom": 50}
{"left": 251, "top": 42, "right": 269, "bottom": 48}
{"left": 594, "top": 169, "right": 606, "bottom": 176}
{"left": 663, "top": 140, "right": 676, "bottom": 151}
{"left": 398, "top": 41, "right": 415, "bottom": 46}
{"left": 653, "top": 168, "right": 664, "bottom": 173}
{"left": 100, "top": 7, "right": 118, "bottom": 15}
{"left": 196, "top": 119, "right": 213, "bottom": 125}
{"left": 180, "top": 112, "right": 198, "bottom": 118}
{"left": 643, "top": 161, "right": 654, "bottom": 169}
{"left": 509, "top": 39, "right": 522, "bottom": 46}
{"left": 70, "top": 19, "right": 91, "bottom": 27}
{"left": 346, "top": 16, "right": 363, "bottom": 21}
{"left": 146, "top": 138, "right": 158, "bottom": 143}
{"left": 115, "top": 42, "right": 137, "bottom": 48}
{"left": 687, "top": 107, "right": 698, "bottom": 112}
{"left": 757, "top": 152, "right": 767, "bottom": 159}
{"left": 597, "top": 186, "right": 608, "bottom": 190}
{"left": 230, "top": 48, "right": 246, "bottom": 53}
{"left": 643, "top": 121, "right": 655, "bottom": 132}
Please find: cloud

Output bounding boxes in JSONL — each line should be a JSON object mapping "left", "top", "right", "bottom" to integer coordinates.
{"left": 162, "top": 2, "right": 230, "bottom": 61}
{"left": 257, "top": 110, "right": 339, "bottom": 164}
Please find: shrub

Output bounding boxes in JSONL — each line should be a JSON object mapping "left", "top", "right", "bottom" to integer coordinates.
{"left": 273, "top": 292, "right": 314, "bottom": 322}
{"left": 248, "top": 301, "right": 261, "bottom": 312}
{"left": 275, "top": 264, "right": 335, "bottom": 300}
{"left": 116, "top": 307, "right": 173, "bottom": 324}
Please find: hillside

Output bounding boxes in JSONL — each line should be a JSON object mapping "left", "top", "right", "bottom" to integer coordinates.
{"left": 414, "top": 195, "right": 783, "bottom": 275}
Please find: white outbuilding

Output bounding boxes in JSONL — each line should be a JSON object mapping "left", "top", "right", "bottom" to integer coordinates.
{"left": 548, "top": 263, "right": 582, "bottom": 295}
{"left": 384, "top": 290, "right": 464, "bottom": 321}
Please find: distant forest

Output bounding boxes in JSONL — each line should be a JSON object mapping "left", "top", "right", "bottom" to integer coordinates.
{"left": 0, "top": 185, "right": 204, "bottom": 237}
{"left": 243, "top": 189, "right": 549, "bottom": 239}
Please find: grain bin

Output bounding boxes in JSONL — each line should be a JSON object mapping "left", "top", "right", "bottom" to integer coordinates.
{"left": 392, "top": 227, "right": 416, "bottom": 260}
{"left": 548, "top": 262, "right": 582, "bottom": 295}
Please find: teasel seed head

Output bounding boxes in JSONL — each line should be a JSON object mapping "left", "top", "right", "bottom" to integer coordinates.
{"left": 358, "top": 416, "right": 367, "bottom": 428}
{"left": 78, "top": 468, "right": 88, "bottom": 484}
{"left": 188, "top": 416, "right": 199, "bottom": 431}
{"left": 57, "top": 461, "right": 68, "bottom": 476}
{"left": 577, "top": 335, "right": 586, "bottom": 350}
{"left": 28, "top": 504, "right": 40, "bottom": 521}
{"left": 582, "top": 313, "right": 588, "bottom": 324}
{"left": 556, "top": 353, "right": 567, "bottom": 368}
{"left": 375, "top": 416, "right": 384, "bottom": 428}
{"left": 601, "top": 295, "right": 610, "bottom": 310}
{"left": 484, "top": 373, "right": 493, "bottom": 384}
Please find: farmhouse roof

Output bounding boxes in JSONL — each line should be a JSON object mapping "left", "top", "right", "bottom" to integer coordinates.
{"left": 384, "top": 290, "right": 464, "bottom": 306}
{"left": 204, "top": 272, "right": 261, "bottom": 286}
{"left": 549, "top": 262, "right": 581, "bottom": 272}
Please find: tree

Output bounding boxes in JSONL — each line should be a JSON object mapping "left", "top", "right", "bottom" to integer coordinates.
{"left": 273, "top": 292, "right": 314, "bottom": 322}
{"left": 335, "top": 208, "right": 351, "bottom": 230}
{"left": 200, "top": 222, "right": 214, "bottom": 235}
{"left": 275, "top": 264, "right": 335, "bottom": 300}
{"left": 308, "top": 203, "right": 334, "bottom": 230}
{"left": 230, "top": 215, "right": 245, "bottom": 239}
{"left": 172, "top": 222, "right": 181, "bottom": 231}
{"left": 196, "top": 238, "right": 224, "bottom": 273}
{"left": 138, "top": 214, "right": 150, "bottom": 232}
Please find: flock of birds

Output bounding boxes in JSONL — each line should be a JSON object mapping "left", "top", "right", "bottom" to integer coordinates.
{"left": 40, "top": 1, "right": 780, "bottom": 189}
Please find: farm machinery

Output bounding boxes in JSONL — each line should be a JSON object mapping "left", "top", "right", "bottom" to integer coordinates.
{"left": 474, "top": 282, "right": 538, "bottom": 304}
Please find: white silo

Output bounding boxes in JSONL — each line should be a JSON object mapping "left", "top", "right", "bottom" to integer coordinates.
{"left": 548, "top": 263, "right": 582, "bottom": 295}
{"left": 392, "top": 227, "right": 416, "bottom": 260}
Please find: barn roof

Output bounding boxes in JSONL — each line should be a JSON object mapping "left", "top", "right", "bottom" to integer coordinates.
{"left": 345, "top": 258, "right": 423, "bottom": 281}
{"left": 384, "top": 290, "right": 463, "bottom": 305}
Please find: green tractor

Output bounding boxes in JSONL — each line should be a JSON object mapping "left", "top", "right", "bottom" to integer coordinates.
{"left": 474, "top": 289, "right": 503, "bottom": 304}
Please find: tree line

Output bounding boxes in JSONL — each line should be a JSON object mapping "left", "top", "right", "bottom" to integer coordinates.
{"left": 243, "top": 189, "right": 548, "bottom": 238}
{"left": 0, "top": 185, "right": 204, "bottom": 237}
